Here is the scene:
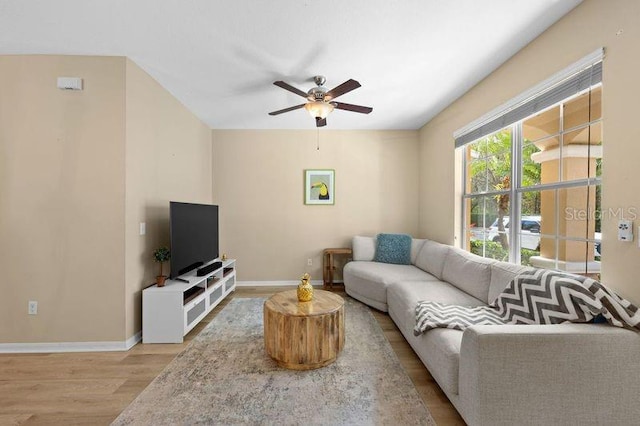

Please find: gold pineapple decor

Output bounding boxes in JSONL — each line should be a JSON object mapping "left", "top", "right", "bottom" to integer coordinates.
{"left": 297, "top": 272, "right": 314, "bottom": 302}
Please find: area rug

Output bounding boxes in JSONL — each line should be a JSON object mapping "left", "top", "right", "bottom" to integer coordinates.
{"left": 113, "top": 297, "right": 435, "bottom": 425}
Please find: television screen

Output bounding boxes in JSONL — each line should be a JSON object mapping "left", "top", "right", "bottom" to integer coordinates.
{"left": 169, "top": 202, "right": 219, "bottom": 279}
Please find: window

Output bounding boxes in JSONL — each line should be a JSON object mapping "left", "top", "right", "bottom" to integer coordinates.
{"left": 458, "top": 51, "right": 603, "bottom": 277}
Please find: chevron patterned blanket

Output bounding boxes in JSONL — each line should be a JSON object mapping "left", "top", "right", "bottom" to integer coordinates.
{"left": 414, "top": 269, "right": 640, "bottom": 335}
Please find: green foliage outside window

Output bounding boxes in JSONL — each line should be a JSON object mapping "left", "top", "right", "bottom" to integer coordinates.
{"left": 469, "top": 240, "right": 538, "bottom": 266}
{"left": 468, "top": 129, "right": 542, "bottom": 217}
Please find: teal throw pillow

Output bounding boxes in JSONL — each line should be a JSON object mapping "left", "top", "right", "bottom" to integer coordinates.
{"left": 374, "top": 233, "right": 412, "bottom": 265}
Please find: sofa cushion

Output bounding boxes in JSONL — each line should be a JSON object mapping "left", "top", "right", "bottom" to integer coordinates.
{"left": 387, "top": 280, "right": 486, "bottom": 395}
{"left": 387, "top": 280, "right": 487, "bottom": 332}
{"left": 411, "top": 238, "right": 427, "bottom": 264}
{"left": 488, "top": 261, "right": 533, "bottom": 304}
{"left": 352, "top": 236, "right": 376, "bottom": 261}
{"left": 343, "top": 261, "right": 437, "bottom": 311}
{"left": 441, "top": 247, "right": 494, "bottom": 303}
{"left": 414, "top": 239, "right": 451, "bottom": 279}
{"left": 412, "top": 328, "right": 463, "bottom": 396}
{"left": 374, "top": 233, "right": 412, "bottom": 265}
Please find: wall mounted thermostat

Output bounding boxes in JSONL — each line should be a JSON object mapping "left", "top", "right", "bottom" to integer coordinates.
{"left": 618, "top": 219, "right": 633, "bottom": 242}
{"left": 57, "top": 77, "right": 83, "bottom": 91}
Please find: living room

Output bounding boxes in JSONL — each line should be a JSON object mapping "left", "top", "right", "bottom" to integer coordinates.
{"left": 2, "top": 0, "right": 640, "bottom": 424}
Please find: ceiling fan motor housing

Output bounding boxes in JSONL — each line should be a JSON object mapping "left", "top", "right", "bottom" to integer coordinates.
{"left": 307, "top": 75, "right": 328, "bottom": 101}
{"left": 307, "top": 86, "right": 327, "bottom": 101}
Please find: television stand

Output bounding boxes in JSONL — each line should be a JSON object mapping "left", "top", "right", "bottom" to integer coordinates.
{"left": 142, "top": 259, "right": 236, "bottom": 343}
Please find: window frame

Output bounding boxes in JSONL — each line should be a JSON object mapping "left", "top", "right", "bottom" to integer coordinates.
{"left": 461, "top": 87, "right": 603, "bottom": 267}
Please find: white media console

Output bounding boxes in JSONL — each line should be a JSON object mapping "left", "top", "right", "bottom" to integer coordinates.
{"left": 142, "top": 259, "right": 236, "bottom": 343}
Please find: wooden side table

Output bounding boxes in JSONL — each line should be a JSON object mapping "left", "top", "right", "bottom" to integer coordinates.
{"left": 323, "top": 248, "right": 352, "bottom": 289}
{"left": 263, "top": 289, "right": 345, "bottom": 370}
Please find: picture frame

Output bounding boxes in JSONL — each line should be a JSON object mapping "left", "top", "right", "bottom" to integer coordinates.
{"left": 304, "top": 169, "right": 335, "bottom": 205}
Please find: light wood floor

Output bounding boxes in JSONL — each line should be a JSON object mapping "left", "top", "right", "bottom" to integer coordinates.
{"left": 0, "top": 287, "right": 465, "bottom": 425}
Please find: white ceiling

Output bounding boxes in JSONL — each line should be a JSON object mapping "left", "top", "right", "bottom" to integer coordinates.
{"left": 0, "top": 0, "right": 582, "bottom": 130}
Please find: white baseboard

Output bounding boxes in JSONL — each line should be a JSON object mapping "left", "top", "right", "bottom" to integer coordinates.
{"left": 0, "top": 330, "right": 142, "bottom": 354}
{"left": 237, "top": 280, "right": 323, "bottom": 287}
{"left": 126, "top": 330, "right": 143, "bottom": 349}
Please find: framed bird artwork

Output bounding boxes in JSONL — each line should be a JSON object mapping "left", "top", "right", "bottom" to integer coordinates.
{"left": 304, "top": 169, "right": 335, "bottom": 205}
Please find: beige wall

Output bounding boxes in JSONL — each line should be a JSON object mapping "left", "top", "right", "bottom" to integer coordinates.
{"left": 419, "top": 0, "right": 640, "bottom": 303}
{"left": 0, "top": 56, "right": 126, "bottom": 342}
{"left": 124, "top": 59, "right": 212, "bottom": 339}
{"left": 0, "top": 55, "right": 211, "bottom": 345}
{"left": 212, "top": 130, "right": 419, "bottom": 281}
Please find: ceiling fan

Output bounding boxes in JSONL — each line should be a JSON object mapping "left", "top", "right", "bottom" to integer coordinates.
{"left": 268, "top": 75, "right": 373, "bottom": 127}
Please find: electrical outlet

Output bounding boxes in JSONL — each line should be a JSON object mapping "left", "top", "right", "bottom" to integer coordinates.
{"left": 28, "top": 301, "right": 38, "bottom": 315}
{"left": 307, "top": 258, "right": 313, "bottom": 266}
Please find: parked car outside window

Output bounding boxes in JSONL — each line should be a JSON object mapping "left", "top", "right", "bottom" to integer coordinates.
{"left": 470, "top": 215, "right": 601, "bottom": 255}
{"left": 484, "top": 216, "right": 541, "bottom": 250}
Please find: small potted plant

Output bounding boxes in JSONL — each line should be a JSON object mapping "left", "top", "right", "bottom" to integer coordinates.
{"left": 153, "top": 247, "right": 171, "bottom": 287}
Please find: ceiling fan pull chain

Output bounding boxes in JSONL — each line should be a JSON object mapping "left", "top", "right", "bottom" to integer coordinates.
{"left": 317, "top": 129, "right": 320, "bottom": 151}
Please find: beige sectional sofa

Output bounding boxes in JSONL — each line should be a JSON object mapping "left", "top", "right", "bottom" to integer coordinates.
{"left": 344, "top": 236, "right": 640, "bottom": 426}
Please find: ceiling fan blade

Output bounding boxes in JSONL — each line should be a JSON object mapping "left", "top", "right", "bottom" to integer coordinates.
{"left": 333, "top": 102, "right": 373, "bottom": 114}
{"left": 273, "top": 81, "right": 308, "bottom": 98}
{"left": 316, "top": 117, "right": 327, "bottom": 127}
{"left": 268, "top": 104, "right": 306, "bottom": 116}
{"left": 324, "top": 79, "right": 361, "bottom": 100}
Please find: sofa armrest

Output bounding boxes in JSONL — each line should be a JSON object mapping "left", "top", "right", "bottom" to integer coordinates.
{"left": 458, "top": 324, "right": 640, "bottom": 426}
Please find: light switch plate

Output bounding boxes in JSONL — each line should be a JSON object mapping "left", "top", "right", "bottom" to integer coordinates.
{"left": 139, "top": 222, "right": 146, "bottom": 236}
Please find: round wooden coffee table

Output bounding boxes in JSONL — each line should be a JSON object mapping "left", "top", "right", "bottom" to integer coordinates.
{"left": 263, "top": 289, "right": 345, "bottom": 370}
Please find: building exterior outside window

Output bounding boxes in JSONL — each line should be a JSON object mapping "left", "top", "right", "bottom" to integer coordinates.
{"left": 459, "top": 56, "right": 602, "bottom": 277}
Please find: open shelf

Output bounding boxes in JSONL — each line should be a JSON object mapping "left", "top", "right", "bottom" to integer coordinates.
{"left": 183, "top": 286, "right": 205, "bottom": 305}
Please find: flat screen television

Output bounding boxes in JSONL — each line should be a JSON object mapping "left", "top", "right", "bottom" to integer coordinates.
{"left": 169, "top": 202, "right": 219, "bottom": 279}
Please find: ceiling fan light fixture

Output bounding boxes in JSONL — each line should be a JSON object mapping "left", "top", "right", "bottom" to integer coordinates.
{"left": 304, "top": 101, "right": 334, "bottom": 119}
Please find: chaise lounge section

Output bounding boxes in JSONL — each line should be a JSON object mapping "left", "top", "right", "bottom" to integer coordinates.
{"left": 344, "top": 235, "right": 640, "bottom": 425}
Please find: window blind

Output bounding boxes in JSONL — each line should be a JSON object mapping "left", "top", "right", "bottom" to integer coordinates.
{"left": 454, "top": 49, "right": 603, "bottom": 148}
